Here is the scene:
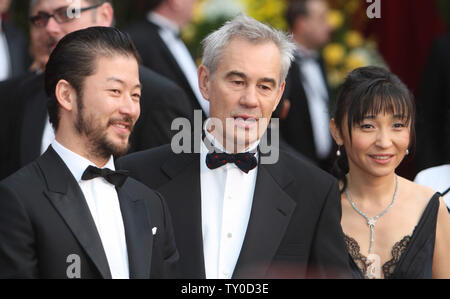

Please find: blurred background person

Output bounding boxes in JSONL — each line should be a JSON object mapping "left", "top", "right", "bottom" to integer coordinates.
{"left": 415, "top": 33, "right": 450, "bottom": 175}
{"left": 125, "top": 0, "right": 209, "bottom": 118}
{"left": 0, "top": 0, "right": 29, "bottom": 81}
{"left": 279, "top": 0, "right": 334, "bottom": 171}
{"left": 414, "top": 164, "right": 450, "bottom": 211}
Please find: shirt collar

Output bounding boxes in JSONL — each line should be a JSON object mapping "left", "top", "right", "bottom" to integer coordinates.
{"left": 295, "top": 43, "right": 319, "bottom": 60}
{"left": 51, "top": 139, "right": 115, "bottom": 183}
{"left": 147, "top": 12, "right": 180, "bottom": 36}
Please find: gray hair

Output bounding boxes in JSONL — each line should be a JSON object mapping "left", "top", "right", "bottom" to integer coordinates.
{"left": 201, "top": 14, "right": 296, "bottom": 84}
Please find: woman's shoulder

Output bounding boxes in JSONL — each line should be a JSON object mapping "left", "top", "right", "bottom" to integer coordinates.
{"left": 399, "top": 176, "right": 437, "bottom": 207}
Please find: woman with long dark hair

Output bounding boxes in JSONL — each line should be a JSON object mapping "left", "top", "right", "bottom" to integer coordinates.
{"left": 329, "top": 66, "right": 450, "bottom": 278}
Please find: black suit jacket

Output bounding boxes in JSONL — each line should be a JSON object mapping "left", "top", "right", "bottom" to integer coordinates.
{"left": 0, "top": 146, "right": 178, "bottom": 279}
{"left": 280, "top": 56, "right": 335, "bottom": 171}
{"left": 0, "top": 72, "right": 37, "bottom": 180}
{"left": 2, "top": 21, "right": 30, "bottom": 79}
{"left": 1, "top": 65, "right": 193, "bottom": 179}
{"left": 125, "top": 19, "right": 205, "bottom": 117}
{"left": 117, "top": 144, "right": 356, "bottom": 279}
{"left": 415, "top": 34, "right": 450, "bottom": 172}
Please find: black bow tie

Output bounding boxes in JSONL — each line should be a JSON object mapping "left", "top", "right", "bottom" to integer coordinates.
{"left": 81, "top": 165, "right": 129, "bottom": 187}
{"left": 206, "top": 152, "right": 257, "bottom": 174}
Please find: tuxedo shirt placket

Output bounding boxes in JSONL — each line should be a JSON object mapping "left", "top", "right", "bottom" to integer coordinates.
{"left": 51, "top": 140, "right": 130, "bottom": 279}
{"left": 0, "top": 19, "right": 11, "bottom": 81}
{"left": 297, "top": 54, "right": 332, "bottom": 159}
{"left": 200, "top": 135, "right": 257, "bottom": 279}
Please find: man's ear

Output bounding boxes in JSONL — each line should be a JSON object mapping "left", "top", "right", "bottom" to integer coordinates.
{"left": 198, "top": 64, "right": 211, "bottom": 102}
{"left": 96, "top": 2, "right": 114, "bottom": 27}
{"left": 330, "top": 118, "right": 343, "bottom": 146}
{"left": 55, "top": 79, "right": 76, "bottom": 112}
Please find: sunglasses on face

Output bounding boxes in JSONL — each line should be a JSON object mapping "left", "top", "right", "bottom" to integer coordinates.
{"left": 29, "top": 3, "right": 102, "bottom": 28}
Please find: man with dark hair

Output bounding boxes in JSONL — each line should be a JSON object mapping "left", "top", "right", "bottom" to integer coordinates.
{"left": 0, "top": 0, "right": 193, "bottom": 180}
{"left": 125, "top": 0, "right": 208, "bottom": 118}
{"left": 0, "top": 26, "right": 178, "bottom": 279}
{"left": 279, "top": 0, "right": 334, "bottom": 171}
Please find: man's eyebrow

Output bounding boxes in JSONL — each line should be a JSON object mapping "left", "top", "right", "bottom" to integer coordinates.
{"left": 106, "top": 77, "right": 142, "bottom": 89}
{"left": 225, "top": 71, "right": 247, "bottom": 79}
{"left": 259, "top": 77, "right": 277, "bottom": 87}
{"left": 225, "top": 71, "right": 277, "bottom": 86}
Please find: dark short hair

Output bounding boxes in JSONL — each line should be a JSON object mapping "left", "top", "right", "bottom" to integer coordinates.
{"left": 285, "top": 0, "right": 311, "bottom": 29}
{"left": 331, "top": 66, "right": 416, "bottom": 191}
{"left": 45, "top": 26, "right": 141, "bottom": 131}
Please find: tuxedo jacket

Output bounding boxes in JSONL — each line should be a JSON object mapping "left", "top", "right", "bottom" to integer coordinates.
{"left": 0, "top": 146, "right": 179, "bottom": 279}
{"left": 280, "top": 56, "right": 335, "bottom": 171}
{"left": 117, "top": 144, "right": 356, "bottom": 279}
{"left": 1, "top": 65, "right": 193, "bottom": 179}
{"left": 0, "top": 71, "right": 37, "bottom": 180}
{"left": 415, "top": 34, "right": 450, "bottom": 172}
{"left": 125, "top": 19, "right": 205, "bottom": 118}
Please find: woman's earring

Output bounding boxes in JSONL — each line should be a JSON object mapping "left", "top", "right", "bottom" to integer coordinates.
{"left": 337, "top": 146, "right": 342, "bottom": 157}
{"left": 406, "top": 149, "right": 409, "bottom": 155}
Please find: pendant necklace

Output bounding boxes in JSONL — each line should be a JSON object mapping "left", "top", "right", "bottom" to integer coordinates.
{"left": 345, "top": 174, "right": 398, "bottom": 253}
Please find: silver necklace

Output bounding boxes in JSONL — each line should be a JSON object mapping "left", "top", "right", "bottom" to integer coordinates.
{"left": 345, "top": 174, "right": 398, "bottom": 253}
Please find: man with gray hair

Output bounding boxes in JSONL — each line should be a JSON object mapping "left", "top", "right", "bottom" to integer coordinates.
{"left": 118, "top": 14, "right": 356, "bottom": 279}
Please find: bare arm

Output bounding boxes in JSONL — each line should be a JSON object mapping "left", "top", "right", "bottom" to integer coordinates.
{"left": 432, "top": 197, "right": 450, "bottom": 278}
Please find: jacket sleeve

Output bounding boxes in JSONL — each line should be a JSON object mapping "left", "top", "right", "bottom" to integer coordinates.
{"left": 307, "top": 180, "right": 362, "bottom": 278}
{"left": 0, "top": 182, "right": 38, "bottom": 278}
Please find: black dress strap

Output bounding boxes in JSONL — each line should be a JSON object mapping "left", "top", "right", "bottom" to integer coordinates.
{"left": 390, "top": 193, "right": 440, "bottom": 278}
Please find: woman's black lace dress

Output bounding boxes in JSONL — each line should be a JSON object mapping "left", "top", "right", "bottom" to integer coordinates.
{"left": 345, "top": 193, "right": 440, "bottom": 279}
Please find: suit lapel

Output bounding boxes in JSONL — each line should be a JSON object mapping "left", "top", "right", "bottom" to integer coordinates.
{"left": 233, "top": 160, "right": 297, "bottom": 278}
{"left": 38, "top": 147, "right": 112, "bottom": 279}
{"left": 158, "top": 152, "right": 206, "bottom": 278}
{"left": 117, "top": 186, "right": 152, "bottom": 279}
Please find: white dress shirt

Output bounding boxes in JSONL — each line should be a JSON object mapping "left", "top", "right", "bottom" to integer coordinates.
{"left": 297, "top": 45, "right": 332, "bottom": 159}
{"left": 147, "top": 12, "right": 210, "bottom": 117}
{"left": 41, "top": 116, "right": 55, "bottom": 154}
{"left": 0, "top": 19, "right": 11, "bottom": 81}
{"left": 51, "top": 140, "right": 130, "bottom": 279}
{"left": 200, "top": 131, "right": 258, "bottom": 279}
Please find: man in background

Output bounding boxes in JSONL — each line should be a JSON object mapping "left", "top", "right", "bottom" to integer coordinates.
{"left": 125, "top": 0, "right": 209, "bottom": 118}
{"left": 0, "top": 0, "right": 29, "bottom": 81}
{"left": 280, "top": 0, "right": 334, "bottom": 171}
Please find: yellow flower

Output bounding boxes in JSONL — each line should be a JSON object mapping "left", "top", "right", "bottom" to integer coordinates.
{"left": 345, "top": 52, "right": 367, "bottom": 73}
{"left": 345, "top": 30, "right": 364, "bottom": 49}
{"left": 328, "top": 69, "right": 346, "bottom": 88}
{"left": 345, "top": 0, "right": 360, "bottom": 15}
{"left": 192, "top": 0, "right": 208, "bottom": 23}
{"left": 328, "top": 10, "right": 344, "bottom": 30}
{"left": 323, "top": 43, "right": 346, "bottom": 66}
